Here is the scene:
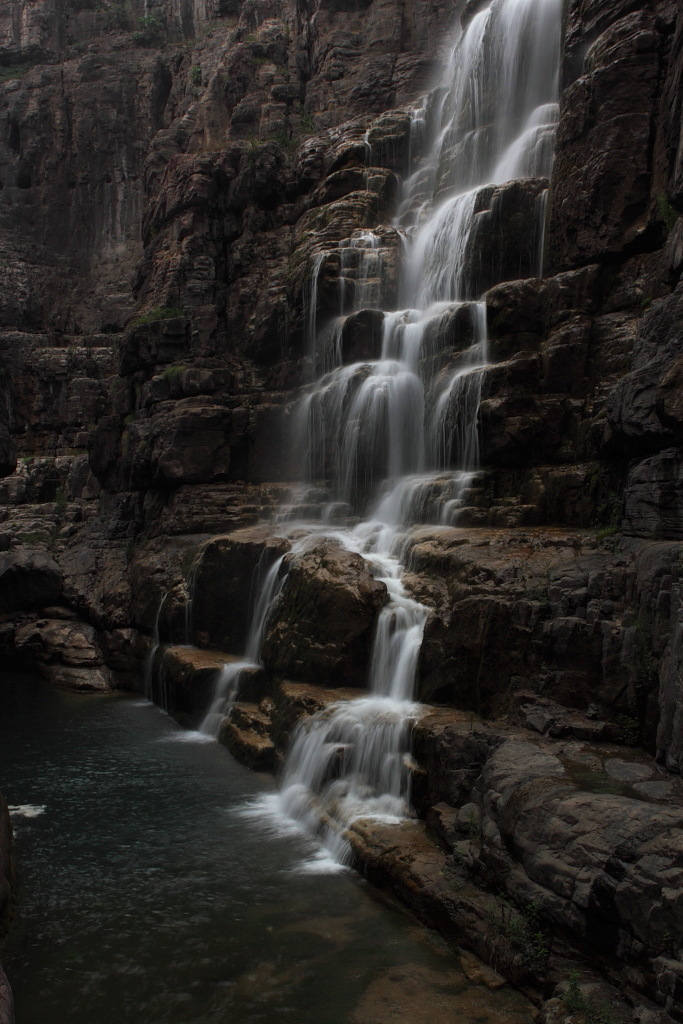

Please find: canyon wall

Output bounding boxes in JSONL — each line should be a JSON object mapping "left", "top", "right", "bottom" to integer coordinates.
{"left": 0, "top": 0, "right": 682, "bottom": 1020}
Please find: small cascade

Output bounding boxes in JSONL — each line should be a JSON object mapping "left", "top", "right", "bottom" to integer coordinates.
{"left": 429, "top": 325, "right": 488, "bottom": 471}
{"left": 304, "top": 251, "right": 327, "bottom": 373}
{"left": 339, "top": 231, "right": 383, "bottom": 315}
{"left": 372, "top": 469, "right": 479, "bottom": 532}
{"left": 275, "top": 526, "right": 428, "bottom": 863}
{"left": 535, "top": 188, "right": 551, "bottom": 277}
{"left": 143, "top": 597, "right": 164, "bottom": 701}
{"left": 245, "top": 553, "right": 287, "bottom": 662}
{"left": 198, "top": 659, "right": 252, "bottom": 737}
{"left": 144, "top": 591, "right": 183, "bottom": 713}
{"left": 146, "top": 554, "right": 203, "bottom": 714}
{"left": 198, "top": 551, "right": 287, "bottom": 738}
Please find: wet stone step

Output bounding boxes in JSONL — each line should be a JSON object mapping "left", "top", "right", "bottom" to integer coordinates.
{"left": 218, "top": 719, "right": 276, "bottom": 771}
{"left": 150, "top": 647, "right": 266, "bottom": 721}
{"left": 230, "top": 701, "right": 273, "bottom": 737}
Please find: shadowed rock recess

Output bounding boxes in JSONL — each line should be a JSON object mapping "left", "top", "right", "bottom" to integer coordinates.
{"left": 1, "top": 0, "right": 683, "bottom": 1020}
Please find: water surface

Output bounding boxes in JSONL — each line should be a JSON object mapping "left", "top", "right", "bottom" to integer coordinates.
{"left": 0, "top": 674, "right": 530, "bottom": 1023}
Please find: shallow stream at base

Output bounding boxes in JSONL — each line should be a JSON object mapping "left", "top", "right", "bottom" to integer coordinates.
{"left": 0, "top": 673, "right": 531, "bottom": 1024}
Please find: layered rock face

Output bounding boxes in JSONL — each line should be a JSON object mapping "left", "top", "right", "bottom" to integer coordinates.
{"left": 1, "top": 0, "right": 683, "bottom": 1020}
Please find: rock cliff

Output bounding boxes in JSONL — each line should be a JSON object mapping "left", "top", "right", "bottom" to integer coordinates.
{"left": 0, "top": 0, "right": 682, "bottom": 1020}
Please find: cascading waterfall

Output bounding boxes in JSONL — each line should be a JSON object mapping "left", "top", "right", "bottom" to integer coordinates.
{"left": 143, "top": 598, "right": 164, "bottom": 702}
{"left": 171, "top": 0, "right": 562, "bottom": 867}
{"left": 199, "top": 551, "right": 288, "bottom": 737}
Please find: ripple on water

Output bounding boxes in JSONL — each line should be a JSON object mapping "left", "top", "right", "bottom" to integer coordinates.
{"left": 0, "top": 674, "right": 534, "bottom": 1024}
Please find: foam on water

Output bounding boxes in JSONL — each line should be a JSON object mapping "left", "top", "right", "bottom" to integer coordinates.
{"left": 157, "top": 731, "right": 216, "bottom": 745}
{"left": 9, "top": 804, "right": 46, "bottom": 819}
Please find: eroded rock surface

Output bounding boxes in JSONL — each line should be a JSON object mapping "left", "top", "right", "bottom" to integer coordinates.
{"left": 0, "top": 0, "right": 682, "bottom": 1018}
{"left": 260, "top": 538, "right": 387, "bottom": 687}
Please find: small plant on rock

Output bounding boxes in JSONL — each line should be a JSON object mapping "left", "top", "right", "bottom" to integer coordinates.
{"left": 108, "top": 0, "right": 130, "bottom": 30}
{"left": 133, "top": 306, "right": 184, "bottom": 326}
{"left": 564, "top": 971, "right": 617, "bottom": 1024}
{"left": 133, "top": 13, "right": 166, "bottom": 46}
{"left": 159, "top": 364, "right": 186, "bottom": 385}
{"left": 657, "top": 195, "right": 679, "bottom": 234}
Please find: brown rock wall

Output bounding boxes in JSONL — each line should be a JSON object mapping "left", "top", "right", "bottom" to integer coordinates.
{"left": 0, "top": 0, "right": 682, "bottom": 1016}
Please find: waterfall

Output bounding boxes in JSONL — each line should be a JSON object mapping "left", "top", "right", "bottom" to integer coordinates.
{"left": 143, "top": 598, "right": 163, "bottom": 701}
{"left": 139, "top": 0, "right": 559, "bottom": 869}
{"left": 198, "top": 551, "right": 287, "bottom": 738}
{"left": 136, "top": 0, "right": 560, "bottom": 869}
{"left": 258, "top": 0, "right": 562, "bottom": 862}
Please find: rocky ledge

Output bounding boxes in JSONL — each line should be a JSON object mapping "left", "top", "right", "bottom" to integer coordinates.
{"left": 135, "top": 521, "right": 683, "bottom": 1022}
{"left": 0, "top": 0, "right": 681, "bottom": 1019}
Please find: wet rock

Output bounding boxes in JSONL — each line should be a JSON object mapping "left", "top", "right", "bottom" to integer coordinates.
{"left": 149, "top": 646, "right": 264, "bottom": 724}
{"left": 339, "top": 308, "right": 385, "bottom": 364}
{"left": 460, "top": 178, "right": 550, "bottom": 298}
{"left": 623, "top": 450, "right": 683, "bottom": 539}
{"left": 260, "top": 538, "right": 387, "bottom": 688}
{"left": 188, "top": 528, "right": 291, "bottom": 654}
{"left": 219, "top": 702, "right": 276, "bottom": 769}
{"left": 484, "top": 266, "right": 600, "bottom": 363}
{"left": 13, "top": 616, "right": 112, "bottom": 690}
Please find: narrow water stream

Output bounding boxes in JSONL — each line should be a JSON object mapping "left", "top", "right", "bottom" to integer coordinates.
{"left": 0, "top": 673, "right": 531, "bottom": 1024}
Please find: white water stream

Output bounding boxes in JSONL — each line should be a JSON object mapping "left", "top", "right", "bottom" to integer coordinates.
{"left": 196, "top": 0, "right": 562, "bottom": 863}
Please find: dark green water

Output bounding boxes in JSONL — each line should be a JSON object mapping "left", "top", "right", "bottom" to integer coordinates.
{"left": 0, "top": 674, "right": 531, "bottom": 1024}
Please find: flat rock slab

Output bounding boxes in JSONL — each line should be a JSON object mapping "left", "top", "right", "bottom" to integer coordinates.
{"left": 162, "top": 646, "right": 247, "bottom": 673}
{"left": 346, "top": 817, "right": 541, "bottom": 993}
{"left": 275, "top": 680, "right": 369, "bottom": 709}
{"left": 151, "top": 646, "right": 266, "bottom": 721}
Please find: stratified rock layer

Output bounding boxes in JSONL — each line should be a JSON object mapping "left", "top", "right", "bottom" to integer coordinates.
{"left": 0, "top": 0, "right": 682, "bottom": 1020}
